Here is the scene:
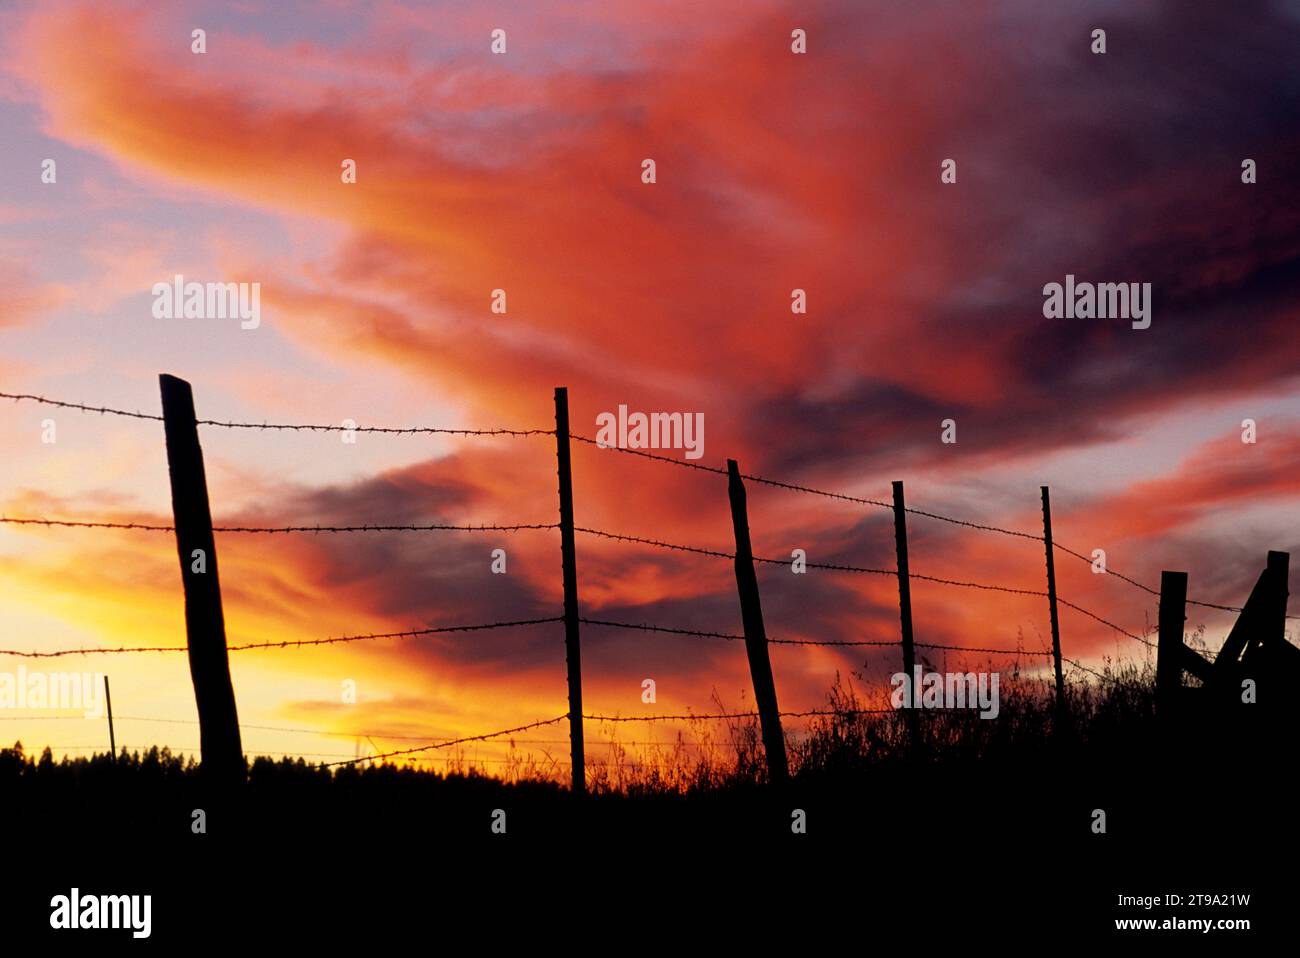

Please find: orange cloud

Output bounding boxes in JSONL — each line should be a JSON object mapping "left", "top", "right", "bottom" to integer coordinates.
{"left": 0, "top": 263, "right": 66, "bottom": 328}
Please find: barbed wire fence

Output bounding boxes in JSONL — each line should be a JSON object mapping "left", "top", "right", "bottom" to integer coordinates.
{"left": 0, "top": 382, "right": 1272, "bottom": 787}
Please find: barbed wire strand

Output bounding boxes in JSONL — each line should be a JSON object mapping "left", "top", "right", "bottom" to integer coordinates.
{"left": 0, "top": 714, "right": 447, "bottom": 740}
{"left": 579, "top": 617, "right": 1049, "bottom": 656}
{"left": 1051, "top": 540, "right": 1287, "bottom": 618}
{"left": 0, "top": 517, "right": 556, "bottom": 534}
{"left": 6, "top": 746, "right": 770, "bottom": 771}
{"left": 0, "top": 715, "right": 791, "bottom": 749}
{"left": 322, "top": 715, "right": 569, "bottom": 767}
{"left": 569, "top": 434, "right": 893, "bottom": 507}
{"left": 576, "top": 526, "right": 1047, "bottom": 595}
{"left": 0, "top": 616, "right": 564, "bottom": 658}
{"left": 1056, "top": 598, "right": 1154, "bottom": 647}
{"left": 584, "top": 709, "right": 895, "bottom": 722}
{"left": 199, "top": 421, "right": 550, "bottom": 438}
{"left": 14, "top": 744, "right": 361, "bottom": 758}
{"left": 0, "top": 715, "right": 808, "bottom": 750}
{"left": 0, "top": 391, "right": 547, "bottom": 436}
{"left": 1061, "top": 655, "right": 1112, "bottom": 682}
{"left": 0, "top": 392, "right": 163, "bottom": 422}
{"left": 915, "top": 640, "right": 1052, "bottom": 656}
{"left": 580, "top": 617, "right": 897, "bottom": 647}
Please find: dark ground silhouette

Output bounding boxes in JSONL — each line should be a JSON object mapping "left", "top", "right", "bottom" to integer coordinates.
{"left": 2, "top": 665, "right": 1290, "bottom": 942}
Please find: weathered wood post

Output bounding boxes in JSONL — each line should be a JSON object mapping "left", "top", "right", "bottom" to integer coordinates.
{"left": 1215, "top": 552, "right": 1289, "bottom": 673}
{"left": 1215, "top": 551, "right": 1289, "bottom": 708}
{"left": 553, "top": 387, "right": 585, "bottom": 796}
{"left": 1245, "top": 551, "right": 1293, "bottom": 712}
{"left": 726, "top": 460, "right": 789, "bottom": 784}
{"left": 892, "top": 481, "right": 920, "bottom": 744}
{"left": 1040, "top": 487, "right": 1066, "bottom": 720}
{"left": 1259, "top": 550, "right": 1289, "bottom": 653}
{"left": 1157, "top": 570, "right": 1188, "bottom": 715}
{"left": 159, "top": 374, "right": 243, "bottom": 785}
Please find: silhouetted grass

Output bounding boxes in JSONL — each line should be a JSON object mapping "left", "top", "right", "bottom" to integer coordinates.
{"left": 1, "top": 655, "right": 1165, "bottom": 796}
{"left": 2, "top": 652, "right": 1292, "bottom": 860}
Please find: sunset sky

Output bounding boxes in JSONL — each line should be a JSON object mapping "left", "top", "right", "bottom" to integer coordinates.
{"left": 2, "top": 0, "right": 1299, "bottom": 775}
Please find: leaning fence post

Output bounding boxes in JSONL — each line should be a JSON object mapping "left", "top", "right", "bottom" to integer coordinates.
{"left": 1264, "top": 550, "right": 1289, "bottom": 645}
{"left": 159, "top": 374, "right": 243, "bottom": 785}
{"left": 1040, "top": 487, "right": 1066, "bottom": 720}
{"left": 1157, "top": 570, "right": 1188, "bottom": 715}
{"left": 553, "top": 387, "right": 585, "bottom": 796}
{"left": 726, "top": 460, "right": 789, "bottom": 785}
{"left": 103, "top": 675, "right": 116, "bottom": 764}
{"left": 891, "top": 481, "right": 920, "bottom": 744}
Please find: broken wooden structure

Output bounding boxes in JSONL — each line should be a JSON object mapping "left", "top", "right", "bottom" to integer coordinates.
{"left": 1157, "top": 550, "right": 1300, "bottom": 716}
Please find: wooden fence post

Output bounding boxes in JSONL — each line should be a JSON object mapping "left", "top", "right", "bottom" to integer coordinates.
{"left": 159, "top": 374, "right": 243, "bottom": 785}
{"left": 1247, "top": 551, "right": 1290, "bottom": 662}
{"left": 726, "top": 460, "right": 789, "bottom": 785}
{"left": 1213, "top": 551, "right": 1290, "bottom": 708}
{"left": 1241, "top": 552, "right": 1295, "bottom": 706}
{"left": 103, "top": 675, "right": 116, "bottom": 763}
{"left": 1157, "top": 570, "right": 1188, "bottom": 715}
{"left": 1214, "top": 552, "right": 1289, "bottom": 676}
{"left": 891, "top": 481, "right": 920, "bottom": 744}
{"left": 1263, "top": 550, "right": 1290, "bottom": 643}
{"left": 553, "top": 387, "right": 585, "bottom": 796}
{"left": 1040, "top": 487, "right": 1066, "bottom": 719}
